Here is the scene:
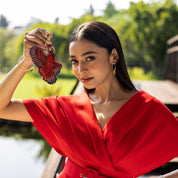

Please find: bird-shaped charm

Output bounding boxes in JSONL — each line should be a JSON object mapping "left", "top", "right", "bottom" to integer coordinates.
{"left": 29, "top": 33, "right": 62, "bottom": 84}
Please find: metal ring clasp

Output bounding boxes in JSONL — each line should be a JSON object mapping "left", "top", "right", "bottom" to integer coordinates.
{"left": 83, "top": 166, "right": 99, "bottom": 178}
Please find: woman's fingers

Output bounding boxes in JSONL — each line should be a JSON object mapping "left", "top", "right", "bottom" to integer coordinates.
{"left": 22, "top": 28, "right": 52, "bottom": 65}
{"left": 24, "top": 34, "right": 45, "bottom": 49}
{"left": 24, "top": 28, "right": 51, "bottom": 49}
{"left": 27, "top": 28, "right": 48, "bottom": 39}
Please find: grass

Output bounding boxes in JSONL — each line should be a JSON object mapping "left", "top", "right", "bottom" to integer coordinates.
{"left": 0, "top": 67, "right": 161, "bottom": 99}
{"left": 0, "top": 72, "right": 77, "bottom": 99}
{"left": 128, "top": 67, "right": 162, "bottom": 80}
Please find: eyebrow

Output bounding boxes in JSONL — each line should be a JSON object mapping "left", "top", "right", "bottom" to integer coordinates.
{"left": 70, "top": 51, "right": 98, "bottom": 58}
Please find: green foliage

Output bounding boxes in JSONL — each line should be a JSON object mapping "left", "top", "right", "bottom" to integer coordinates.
{"left": 84, "top": 4, "right": 95, "bottom": 15}
{"left": 65, "top": 14, "right": 99, "bottom": 36}
{"left": 9, "top": 73, "right": 76, "bottom": 99}
{"left": 4, "top": 36, "right": 19, "bottom": 66}
{"left": 128, "top": 67, "right": 162, "bottom": 80}
{"left": 103, "top": 0, "right": 118, "bottom": 18}
{"left": 0, "top": 28, "right": 18, "bottom": 72}
{"left": 127, "top": 0, "right": 178, "bottom": 74}
{"left": 0, "top": 14, "right": 9, "bottom": 28}
{"left": 1, "top": 0, "right": 178, "bottom": 77}
{"left": 36, "top": 84, "right": 63, "bottom": 98}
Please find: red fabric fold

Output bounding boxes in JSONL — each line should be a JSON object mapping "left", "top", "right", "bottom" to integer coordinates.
{"left": 23, "top": 90, "right": 178, "bottom": 177}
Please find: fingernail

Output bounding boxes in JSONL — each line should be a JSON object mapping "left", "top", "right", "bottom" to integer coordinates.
{"left": 43, "top": 34, "right": 47, "bottom": 38}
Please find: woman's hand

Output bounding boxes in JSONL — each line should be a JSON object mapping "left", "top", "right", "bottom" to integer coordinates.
{"left": 22, "top": 28, "right": 51, "bottom": 69}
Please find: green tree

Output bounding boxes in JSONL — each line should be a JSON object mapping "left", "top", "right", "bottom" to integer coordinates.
{"left": 85, "top": 4, "right": 95, "bottom": 15}
{"left": 4, "top": 36, "right": 19, "bottom": 69}
{"left": 0, "top": 28, "right": 16, "bottom": 72}
{"left": 103, "top": 0, "right": 118, "bottom": 17}
{"left": 54, "top": 17, "right": 59, "bottom": 24}
{"left": 128, "top": 0, "right": 178, "bottom": 74}
{"left": 14, "top": 0, "right": 178, "bottom": 76}
{"left": 0, "top": 14, "right": 9, "bottom": 28}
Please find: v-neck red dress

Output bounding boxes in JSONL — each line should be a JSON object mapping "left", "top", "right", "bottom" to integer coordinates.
{"left": 23, "top": 90, "right": 178, "bottom": 178}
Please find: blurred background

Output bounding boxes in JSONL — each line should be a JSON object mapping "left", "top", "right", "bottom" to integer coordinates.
{"left": 0, "top": 0, "right": 178, "bottom": 177}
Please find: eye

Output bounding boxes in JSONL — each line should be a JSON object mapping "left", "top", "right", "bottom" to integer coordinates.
{"left": 86, "top": 56, "right": 95, "bottom": 61}
{"left": 70, "top": 59, "right": 78, "bottom": 65}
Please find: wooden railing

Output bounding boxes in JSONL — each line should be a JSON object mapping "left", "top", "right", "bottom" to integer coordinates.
{"left": 164, "top": 35, "right": 178, "bottom": 83}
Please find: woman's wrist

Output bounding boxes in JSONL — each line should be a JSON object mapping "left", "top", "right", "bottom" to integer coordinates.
{"left": 17, "top": 56, "right": 34, "bottom": 72}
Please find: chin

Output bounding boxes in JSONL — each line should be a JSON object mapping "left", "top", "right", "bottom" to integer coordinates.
{"left": 84, "top": 86, "right": 95, "bottom": 93}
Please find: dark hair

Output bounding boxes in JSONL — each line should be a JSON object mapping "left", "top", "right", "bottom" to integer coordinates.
{"left": 70, "top": 21, "right": 136, "bottom": 91}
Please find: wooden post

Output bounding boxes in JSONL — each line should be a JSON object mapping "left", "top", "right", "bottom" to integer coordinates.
{"left": 165, "top": 35, "right": 178, "bottom": 83}
{"left": 41, "top": 149, "right": 62, "bottom": 178}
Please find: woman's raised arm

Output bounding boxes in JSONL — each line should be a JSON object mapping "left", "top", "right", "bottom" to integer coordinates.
{"left": 0, "top": 28, "right": 49, "bottom": 122}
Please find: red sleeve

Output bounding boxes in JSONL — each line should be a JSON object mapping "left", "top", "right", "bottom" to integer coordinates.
{"left": 23, "top": 96, "right": 72, "bottom": 156}
{"left": 110, "top": 91, "right": 178, "bottom": 177}
{"left": 131, "top": 100, "right": 178, "bottom": 176}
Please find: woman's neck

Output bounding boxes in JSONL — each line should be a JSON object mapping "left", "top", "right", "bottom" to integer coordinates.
{"left": 89, "top": 76, "right": 132, "bottom": 104}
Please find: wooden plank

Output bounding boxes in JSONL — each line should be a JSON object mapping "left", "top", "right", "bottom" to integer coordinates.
{"left": 170, "top": 157, "right": 178, "bottom": 163}
{"left": 167, "top": 35, "right": 178, "bottom": 45}
{"left": 167, "top": 46, "right": 178, "bottom": 53}
{"left": 41, "top": 148, "right": 62, "bottom": 178}
{"left": 134, "top": 80, "right": 178, "bottom": 105}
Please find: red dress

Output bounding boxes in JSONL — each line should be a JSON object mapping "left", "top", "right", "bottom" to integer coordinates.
{"left": 23, "top": 90, "right": 178, "bottom": 178}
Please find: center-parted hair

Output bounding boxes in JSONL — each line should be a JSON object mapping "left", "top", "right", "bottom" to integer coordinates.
{"left": 70, "top": 21, "right": 136, "bottom": 91}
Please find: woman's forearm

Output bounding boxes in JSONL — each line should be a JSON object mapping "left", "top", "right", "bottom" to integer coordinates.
{"left": 0, "top": 29, "right": 49, "bottom": 121}
{"left": 0, "top": 57, "right": 31, "bottom": 110}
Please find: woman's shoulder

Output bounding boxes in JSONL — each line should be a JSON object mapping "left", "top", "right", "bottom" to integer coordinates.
{"left": 136, "top": 90, "right": 176, "bottom": 118}
{"left": 130, "top": 90, "right": 170, "bottom": 115}
{"left": 136, "top": 90, "right": 163, "bottom": 104}
{"left": 56, "top": 92, "right": 88, "bottom": 105}
{"left": 57, "top": 92, "right": 86, "bottom": 100}
{"left": 24, "top": 92, "right": 87, "bottom": 107}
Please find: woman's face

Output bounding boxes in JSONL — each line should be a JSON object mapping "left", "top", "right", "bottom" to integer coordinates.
{"left": 69, "top": 39, "right": 115, "bottom": 90}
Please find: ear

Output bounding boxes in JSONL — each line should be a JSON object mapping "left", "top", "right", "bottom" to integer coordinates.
{"left": 109, "top": 48, "right": 119, "bottom": 65}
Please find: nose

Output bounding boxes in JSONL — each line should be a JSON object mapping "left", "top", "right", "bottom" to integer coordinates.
{"left": 78, "top": 62, "right": 87, "bottom": 74}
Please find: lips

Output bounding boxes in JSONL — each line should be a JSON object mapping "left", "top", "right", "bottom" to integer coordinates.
{"left": 80, "top": 77, "right": 94, "bottom": 83}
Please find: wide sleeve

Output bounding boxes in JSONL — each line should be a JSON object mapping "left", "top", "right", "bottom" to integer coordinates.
{"left": 105, "top": 91, "right": 178, "bottom": 177}
{"left": 115, "top": 92, "right": 178, "bottom": 177}
{"left": 23, "top": 96, "right": 72, "bottom": 156}
{"left": 130, "top": 99, "right": 178, "bottom": 177}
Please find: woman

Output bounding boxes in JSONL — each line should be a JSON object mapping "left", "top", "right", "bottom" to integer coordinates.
{"left": 0, "top": 21, "right": 178, "bottom": 178}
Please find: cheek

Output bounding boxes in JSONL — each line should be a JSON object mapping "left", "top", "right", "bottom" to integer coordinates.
{"left": 72, "top": 66, "right": 79, "bottom": 78}
{"left": 95, "top": 60, "right": 111, "bottom": 72}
